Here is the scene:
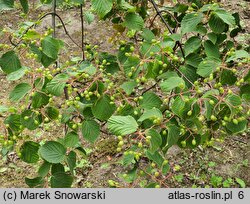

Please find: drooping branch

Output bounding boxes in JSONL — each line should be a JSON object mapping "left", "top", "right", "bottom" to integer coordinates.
{"left": 80, "top": 4, "right": 85, "bottom": 61}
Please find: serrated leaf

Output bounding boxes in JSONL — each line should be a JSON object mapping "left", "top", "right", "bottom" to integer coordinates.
{"left": 226, "top": 50, "right": 249, "bottom": 62}
{"left": 120, "top": 81, "right": 137, "bottom": 95}
{"left": 41, "top": 36, "right": 63, "bottom": 59}
{"left": 160, "top": 77, "right": 185, "bottom": 92}
{"left": 138, "top": 108, "right": 162, "bottom": 122}
{"left": 46, "top": 73, "right": 69, "bottom": 96}
{"left": 107, "top": 115, "right": 138, "bottom": 136}
{"left": 0, "top": 0, "right": 14, "bottom": 10}
{"left": 167, "top": 125, "right": 180, "bottom": 148}
{"left": 38, "top": 161, "right": 51, "bottom": 177}
{"left": 181, "top": 12, "right": 203, "bottom": 34}
{"left": 7, "top": 66, "right": 28, "bottom": 81}
{"left": 9, "top": 83, "right": 31, "bottom": 102}
{"left": 67, "top": 151, "right": 76, "bottom": 175}
{"left": 146, "top": 129, "right": 162, "bottom": 153}
{"left": 39, "top": 141, "right": 66, "bottom": 164}
{"left": 209, "top": 12, "right": 226, "bottom": 34}
{"left": 140, "top": 92, "right": 162, "bottom": 110}
{"left": 226, "top": 120, "right": 247, "bottom": 134}
{"left": 184, "top": 36, "right": 201, "bottom": 56}
{"left": 81, "top": 119, "right": 100, "bottom": 143}
{"left": 204, "top": 40, "right": 220, "bottom": 59}
{"left": 197, "top": 58, "right": 220, "bottom": 77}
{"left": 31, "top": 92, "right": 50, "bottom": 109}
{"left": 145, "top": 150, "right": 164, "bottom": 167}
{"left": 20, "top": 141, "right": 40, "bottom": 164}
{"left": 91, "top": 0, "right": 113, "bottom": 18}
{"left": 214, "top": 9, "right": 235, "bottom": 26}
{"left": 92, "top": 95, "right": 116, "bottom": 121}
{"left": 84, "top": 11, "right": 95, "bottom": 24}
{"left": 79, "top": 61, "right": 96, "bottom": 75}
{"left": 123, "top": 12, "right": 144, "bottom": 31}
{"left": 64, "top": 131, "right": 79, "bottom": 148}
{"left": 225, "top": 94, "right": 242, "bottom": 106}
{"left": 21, "top": 110, "right": 42, "bottom": 130}
{"left": 19, "top": 0, "right": 28, "bottom": 13}
{"left": 25, "top": 177, "right": 44, "bottom": 188}
{"left": 0, "top": 51, "right": 22, "bottom": 74}
{"left": 50, "top": 172, "right": 73, "bottom": 188}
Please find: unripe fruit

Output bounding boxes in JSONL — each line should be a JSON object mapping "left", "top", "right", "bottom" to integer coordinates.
{"left": 24, "top": 116, "right": 29, "bottom": 121}
{"left": 151, "top": 162, "right": 156, "bottom": 168}
{"left": 210, "top": 115, "right": 217, "bottom": 121}
{"left": 187, "top": 110, "right": 192, "bottom": 116}
{"left": 118, "top": 141, "right": 124, "bottom": 147}
{"left": 154, "top": 172, "right": 160, "bottom": 177}
{"left": 209, "top": 100, "right": 215, "bottom": 105}
{"left": 181, "top": 140, "right": 186, "bottom": 147}
{"left": 192, "top": 139, "right": 196, "bottom": 146}
{"left": 233, "top": 119, "right": 238, "bottom": 125}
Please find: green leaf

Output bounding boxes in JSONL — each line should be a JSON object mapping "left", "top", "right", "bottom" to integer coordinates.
{"left": 160, "top": 77, "right": 185, "bottom": 92}
{"left": 20, "top": 141, "right": 40, "bottom": 164}
{"left": 207, "top": 32, "right": 217, "bottom": 44}
{"left": 0, "top": 51, "right": 22, "bottom": 74}
{"left": 181, "top": 12, "right": 203, "bottom": 34}
{"left": 167, "top": 125, "right": 180, "bottom": 148}
{"left": 31, "top": 92, "right": 50, "bottom": 109}
{"left": 38, "top": 161, "right": 51, "bottom": 177}
{"left": 204, "top": 40, "right": 220, "bottom": 59}
{"left": 120, "top": 81, "right": 137, "bottom": 95}
{"left": 81, "top": 119, "right": 100, "bottom": 143}
{"left": 84, "top": 11, "right": 95, "bottom": 24}
{"left": 235, "top": 178, "right": 246, "bottom": 188}
{"left": 51, "top": 164, "right": 65, "bottom": 175}
{"left": 39, "top": 141, "right": 66, "bottom": 164}
{"left": 67, "top": 151, "right": 76, "bottom": 175}
{"left": 25, "top": 177, "right": 44, "bottom": 188}
{"left": 7, "top": 66, "right": 28, "bottom": 81}
{"left": 184, "top": 36, "right": 201, "bottom": 56}
{"left": 46, "top": 73, "right": 69, "bottom": 96}
{"left": 0, "top": 105, "right": 8, "bottom": 114}
{"left": 50, "top": 172, "right": 73, "bottom": 188}
{"left": 225, "top": 94, "right": 242, "bottom": 106}
{"left": 214, "top": 9, "right": 235, "bottom": 26}
{"left": 92, "top": 95, "right": 116, "bottom": 121}
{"left": 197, "top": 58, "right": 220, "bottom": 77}
{"left": 46, "top": 106, "right": 59, "bottom": 120}
{"left": 141, "top": 28, "right": 155, "bottom": 42}
{"left": 41, "top": 36, "right": 63, "bottom": 60}
{"left": 107, "top": 115, "right": 138, "bottom": 136}
{"left": 138, "top": 108, "right": 162, "bottom": 123}
{"left": 209, "top": 12, "right": 226, "bottom": 34}
{"left": 140, "top": 92, "right": 162, "bottom": 110}
{"left": 19, "top": 0, "right": 28, "bottom": 13}
{"left": 145, "top": 150, "right": 164, "bottom": 167}
{"left": 4, "top": 114, "right": 21, "bottom": 132}
{"left": 21, "top": 110, "right": 42, "bottom": 130}
{"left": 171, "top": 96, "right": 185, "bottom": 118}
{"left": 0, "top": 0, "right": 14, "bottom": 10}
{"left": 146, "top": 129, "right": 162, "bottom": 153}
{"left": 226, "top": 120, "right": 247, "bottom": 134}
{"left": 91, "top": 0, "right": 113, "bottom": 18}
{"left": 226, "top": 50, "right": 249, "bottom": 62}
{"left": 185, "top": 53, "right": 202, "bottom": 68}
{"left": 123, "top": 13, "right": 144, "bottom": 31}
{"left": 79, "top": 61, "right": 96, "bottom": 75}
{"left": 9, "top": 83, "right": 31, "bottom": 102}
{"left": 64, "top": 132, "right": 79, "bottom": 148}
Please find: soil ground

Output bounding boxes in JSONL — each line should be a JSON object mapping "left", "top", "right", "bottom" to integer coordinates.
{"left": 0, "top": 0, "right": 249, "bottom": 188}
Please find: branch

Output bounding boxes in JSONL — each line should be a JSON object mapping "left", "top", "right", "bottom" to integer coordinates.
{"left": 149, "top": 0, "right": 185, "bottom": 58}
